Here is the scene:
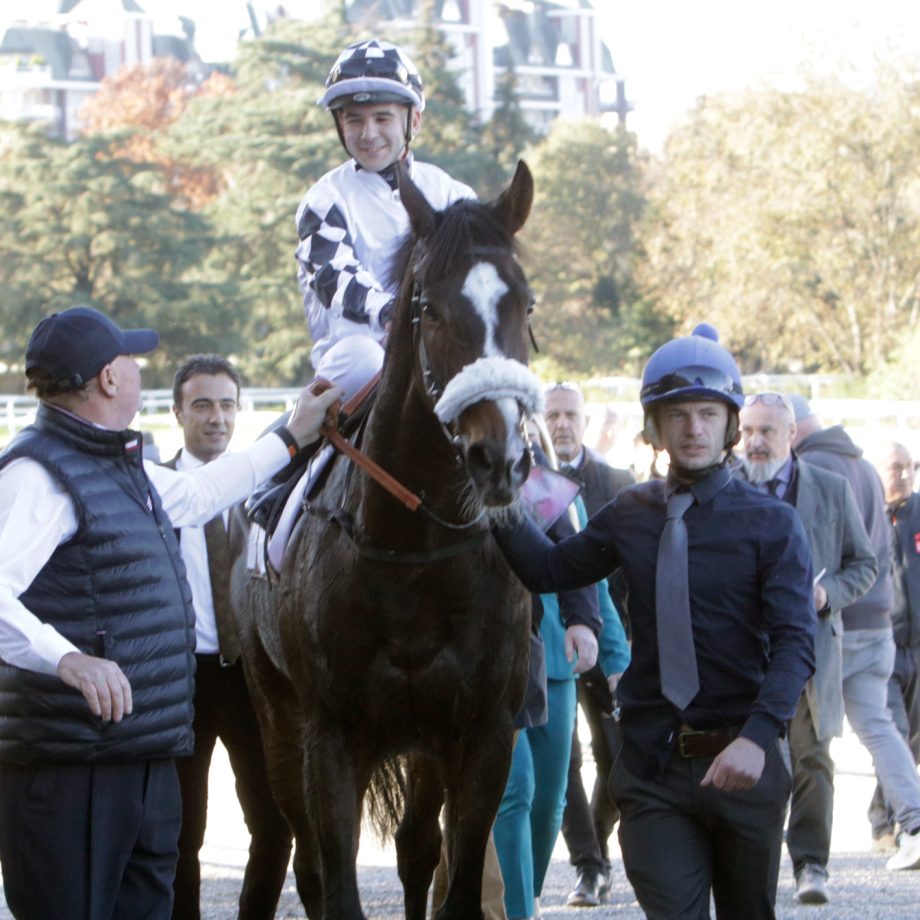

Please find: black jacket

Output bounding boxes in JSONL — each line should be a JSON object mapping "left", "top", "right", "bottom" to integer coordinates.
{"left": 890, "top": 492, "right": 920, "bottom": 648}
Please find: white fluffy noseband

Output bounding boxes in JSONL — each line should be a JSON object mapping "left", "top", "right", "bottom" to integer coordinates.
{"left": 434, "top": 356, "right": 544, "bottom": 423}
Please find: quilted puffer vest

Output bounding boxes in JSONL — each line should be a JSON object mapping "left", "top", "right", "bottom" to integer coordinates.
{"left": 0, "top": 404, "right": 196, "bottom": 764}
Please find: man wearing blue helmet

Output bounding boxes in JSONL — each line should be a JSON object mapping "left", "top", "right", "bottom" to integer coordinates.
{"left": 496, "top": 324, "right": 817, "bottom": 918}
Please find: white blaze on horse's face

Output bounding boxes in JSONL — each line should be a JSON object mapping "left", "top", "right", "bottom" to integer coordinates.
{"left": 460, "top": 261, "right": 523, "bottom": 476}
{"left": 462, "top": 262, "right": 508, "bottom": 358}
{"left": 433, "top": 259, "right": 542, "bottom": 509}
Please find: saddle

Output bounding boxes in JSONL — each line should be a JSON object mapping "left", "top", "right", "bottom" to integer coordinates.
{"left": 245, "top": 374, "right": 379, "bottom": 569}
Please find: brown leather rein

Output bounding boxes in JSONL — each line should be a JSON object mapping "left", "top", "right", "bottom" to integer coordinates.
{"left": 317, "top": 372, "right": 422, "bottom": 514}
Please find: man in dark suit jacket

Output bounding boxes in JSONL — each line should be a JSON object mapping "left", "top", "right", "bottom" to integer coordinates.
{"left": 544, "top": 382, "right": 635, "bottom": 906}
{"left": 740, "top": 392, "right": 877, "bottom": 905}
{"left": 868, "top": 442, "right": 920, "bottom": 847}
{"left": 167, "top": 355, "right": 292, "bottom": 920}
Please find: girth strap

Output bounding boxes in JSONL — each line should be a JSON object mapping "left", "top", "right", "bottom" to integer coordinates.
{"left": 307, "top": 504, "right": 489, "bottom": 565}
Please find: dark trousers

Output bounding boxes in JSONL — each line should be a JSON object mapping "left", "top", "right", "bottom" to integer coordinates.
{"left": 561, "top": 666, "right": 619, "bottom": 874}
{"left": 785, "top": 694, "right": 834, "bottom": 874}
{"left": 173, "top": 656, "right": 292, "bottom": 920}
{"left": 0, "top": 758, "right": 180, "bottom": 920}
{"left": 609, "top": 741, "right": 790, "bottom": 920}
{"left": 867, "top": 642, "right": 920, "bottom": 837}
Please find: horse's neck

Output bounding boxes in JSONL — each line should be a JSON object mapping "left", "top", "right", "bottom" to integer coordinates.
{"left": 357, "top": 367, "right": 469, "bottom": 542}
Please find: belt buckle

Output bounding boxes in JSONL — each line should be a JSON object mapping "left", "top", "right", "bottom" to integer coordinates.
{"left": 677, "top": 729, "right": 702, "bottom": 758}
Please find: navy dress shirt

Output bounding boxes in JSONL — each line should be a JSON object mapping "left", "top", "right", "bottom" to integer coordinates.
{"left": 497, "top": 464, "right": 817, "bottom": 779}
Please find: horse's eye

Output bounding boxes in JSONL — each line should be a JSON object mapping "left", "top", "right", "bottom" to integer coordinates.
{"left": 421, "top": 301, "right": 438, "bottom": 321}
{"left": 526, "top": 298, "right": 536, "bottom": 317}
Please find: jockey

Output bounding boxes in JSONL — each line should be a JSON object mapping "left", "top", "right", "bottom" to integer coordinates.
{"left": 297, "top": 38, "right": 476, "bottom": 393}
{"left": 249, "top": 40, "right": 475, "bottom": 562}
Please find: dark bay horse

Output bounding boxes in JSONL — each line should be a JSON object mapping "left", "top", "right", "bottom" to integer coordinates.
{"left": 236, "top": 161, "right": 540, "bottom": 920}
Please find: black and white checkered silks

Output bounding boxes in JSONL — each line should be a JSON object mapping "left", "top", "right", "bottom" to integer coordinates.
{"left": 296, "top": 199, "right": 393, "bottom": 328}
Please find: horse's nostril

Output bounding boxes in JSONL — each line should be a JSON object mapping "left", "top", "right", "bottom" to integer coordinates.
{"left": 512, "top": 450, "right": 531, "bottom": 484}
{"left": 466, "top": 443, "right": 495, "bottom": 477}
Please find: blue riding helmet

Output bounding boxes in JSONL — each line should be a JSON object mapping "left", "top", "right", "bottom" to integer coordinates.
{"left": 640, "top": 323, "right": 744, "bottom": 411}
{"left": 640, "top": 323, "right": 744, "bottom": 453}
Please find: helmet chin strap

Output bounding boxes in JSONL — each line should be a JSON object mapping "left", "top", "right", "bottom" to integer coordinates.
{"left": 670, "top": 452, "right": 734, "bottom": 483}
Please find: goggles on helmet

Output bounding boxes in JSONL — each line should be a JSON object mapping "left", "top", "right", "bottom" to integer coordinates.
{"left": 640, "top": 365, "right": 744, "bottom": 406}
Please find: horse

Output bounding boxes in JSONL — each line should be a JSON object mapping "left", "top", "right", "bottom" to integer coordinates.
{"left": 236, "top": 160, "right": 540, "bottom": 920}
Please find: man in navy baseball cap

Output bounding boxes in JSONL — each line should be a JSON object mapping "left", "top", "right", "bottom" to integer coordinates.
{"left": 0, "top": 305, "right": 343, "bottom": 920}
{"left": 25, "top": 306, "right": 159, "bottom": 390}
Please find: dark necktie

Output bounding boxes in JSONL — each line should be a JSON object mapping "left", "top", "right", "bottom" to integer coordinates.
{"left": 560, "top": 463, "right": 578, "bottom": 479}
{"left": 656, "top": 490, "right": 699, "bottom": 709}
{"left": 204, "top": 514, "right": 240, "bottom": 665}
{"left": 767, "top": 478, "right": 780, "bottom": 497}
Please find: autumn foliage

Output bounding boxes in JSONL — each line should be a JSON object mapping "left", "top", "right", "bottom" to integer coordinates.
{"left": 80, "top": 58, "right": 236, "bottom": 208}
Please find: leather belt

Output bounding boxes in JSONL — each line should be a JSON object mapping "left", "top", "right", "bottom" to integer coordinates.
{"left": 677, "top": 724, "right": 741, "bottom": 759}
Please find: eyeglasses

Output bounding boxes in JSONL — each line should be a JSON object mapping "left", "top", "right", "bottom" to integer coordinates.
{"left": 743, "top": 392, "right": 794, "bottom": 414}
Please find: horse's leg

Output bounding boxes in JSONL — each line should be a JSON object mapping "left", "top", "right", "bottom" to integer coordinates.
{"left": 395, "top": 753, "right": 444, "bottom": 920}
{"left": 234, "top": 580, "right": 323, "bottom": 919}
{"left": 438, "top": 726, "right": 515, "bottom": 920}
{"left": 257, "top": 702, "right": 322, "bottom": 920}
{"left": 304, "top": 714, "right": 372, "bottom": 920}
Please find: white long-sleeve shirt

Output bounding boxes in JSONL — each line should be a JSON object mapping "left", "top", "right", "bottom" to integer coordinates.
{"left": 0, "top": 430, "right": 287, "bottom": 675}
{"left": 173, "top": 447, "right": 225, "bottom": 656}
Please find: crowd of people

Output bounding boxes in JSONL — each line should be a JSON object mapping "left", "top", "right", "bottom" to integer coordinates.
{"left": 0, "top": 34, "right": 919, "bottom": 920}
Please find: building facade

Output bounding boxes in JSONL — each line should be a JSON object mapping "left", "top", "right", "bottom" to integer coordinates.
{"left": 0, "top": 0, "right": 627, "bottom": 140}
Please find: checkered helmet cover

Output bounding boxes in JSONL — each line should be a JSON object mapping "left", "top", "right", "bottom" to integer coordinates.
{"left": 319, "top": 39, "right": 425, "bottom": 112}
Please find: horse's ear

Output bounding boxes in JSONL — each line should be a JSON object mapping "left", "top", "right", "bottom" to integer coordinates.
{"left": 493, "top": 160, "right": 534, "bottom": 236}
{"left": 397, "top": 159, "right": 437, "bottom": 240}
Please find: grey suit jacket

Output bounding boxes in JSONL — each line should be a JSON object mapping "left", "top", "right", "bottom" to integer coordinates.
{"left": 793, "top": 458, "right": 877, "bottom": 739}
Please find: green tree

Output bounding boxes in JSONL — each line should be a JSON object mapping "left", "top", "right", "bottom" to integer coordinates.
{"left": 161, "top": 15, "right": 351, "bottom": 385}
{"left": 0, "top": 126, "right": 238, "bottom": 387}
{"left": 480, "top": 66, "right": 538, "bottom": 194}
{"left": 522, "top": 119, "right": 658, "bottom": 376}
{"left": 640, "top": 59, "right": 920, "bottom": 377}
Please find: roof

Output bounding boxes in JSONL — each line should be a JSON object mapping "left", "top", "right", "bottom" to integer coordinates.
{"left": 58, "top": 0, "right": 146, "bottom": 13}
{"left": 0, "top": 26, "right": 93, "bottom": 81}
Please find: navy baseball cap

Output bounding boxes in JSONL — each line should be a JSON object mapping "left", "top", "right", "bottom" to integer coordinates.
{"left": 25, "top": 306, "right": 159, "bottom": 387}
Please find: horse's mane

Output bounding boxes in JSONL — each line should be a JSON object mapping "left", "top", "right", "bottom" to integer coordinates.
{"left": 386, "top": 198, "right": 521, "bottom": 293}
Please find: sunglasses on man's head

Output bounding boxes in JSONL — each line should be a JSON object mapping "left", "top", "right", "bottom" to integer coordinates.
{"left": 544, "top": 381, "right": 583, "bottom": 395}
{"left": 743, "top": 392, "right": 793, "bottom": 412}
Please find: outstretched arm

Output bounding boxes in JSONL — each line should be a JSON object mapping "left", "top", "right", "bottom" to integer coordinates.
{"left": 494, "top": 502, "right": 619, "bottom": 594}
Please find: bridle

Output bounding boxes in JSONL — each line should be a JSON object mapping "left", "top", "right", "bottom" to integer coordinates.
{"left": 310, "top": 243, "right": 541, "bottom": 560}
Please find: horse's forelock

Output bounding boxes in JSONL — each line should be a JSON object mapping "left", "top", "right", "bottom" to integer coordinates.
{"left": 424, "top": 202, "right": 518, "bottom": 283}
{"left": 387, "top": 199, "right": 520, "bottom": 297}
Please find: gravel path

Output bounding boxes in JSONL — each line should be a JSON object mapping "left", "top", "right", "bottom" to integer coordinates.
{"left": 3, "top": 730, "right": 920, "bottom": 918}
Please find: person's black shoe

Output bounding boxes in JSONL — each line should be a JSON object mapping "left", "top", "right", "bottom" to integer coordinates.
{"left": 565, "top": 868, "right": 607, "bottom": 907}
